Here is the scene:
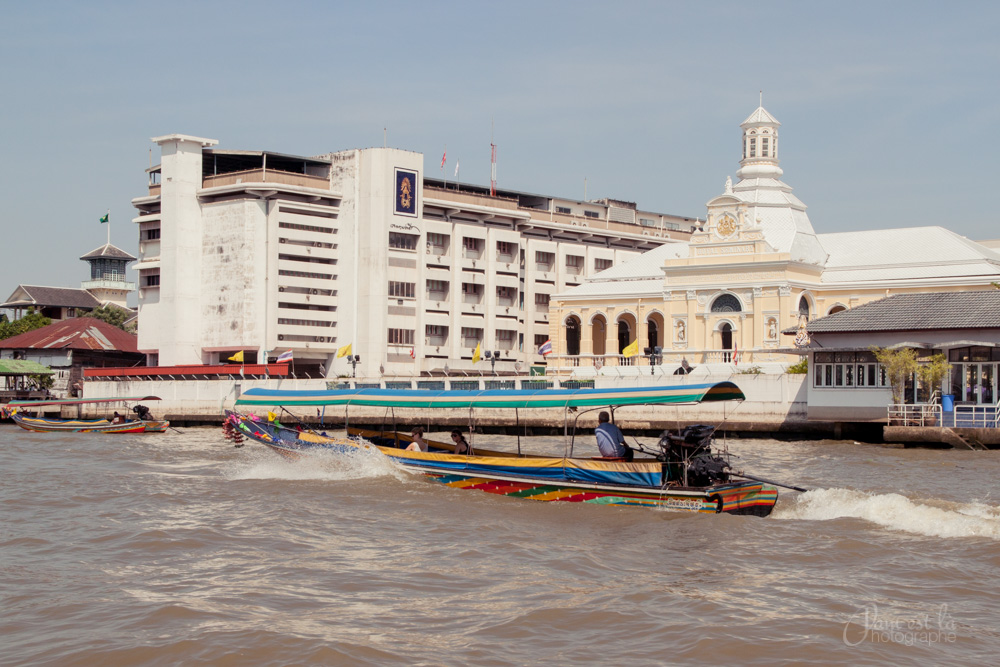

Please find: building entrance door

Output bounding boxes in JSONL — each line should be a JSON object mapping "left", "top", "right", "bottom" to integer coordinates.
{"left": 951, "top": 362, "right": 998, "bottom": 405}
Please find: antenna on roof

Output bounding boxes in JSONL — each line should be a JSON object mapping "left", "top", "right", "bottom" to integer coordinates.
{"left": 383, "top": 126, "right": 387, "bottom": 148}
{"left": 759, "top": 90, "right": 763, "bottom": 107}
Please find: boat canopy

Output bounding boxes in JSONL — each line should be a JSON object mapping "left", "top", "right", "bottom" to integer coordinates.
{"left": 7, "top": 395, "right": 162, "bottom": 407}
{"left": 235, "top": 382, "right": 745, "bottom": 409}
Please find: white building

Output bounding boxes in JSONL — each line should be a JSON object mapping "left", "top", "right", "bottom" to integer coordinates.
{"left": 131, "top": 135, "right": 696, "bottom": 377}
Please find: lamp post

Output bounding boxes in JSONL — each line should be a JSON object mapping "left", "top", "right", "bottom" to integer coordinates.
{"left": 485, "top": 350, "right": 501, "bottom": 375}
{"left": 645, "top": 346, "right": 663, "bottom": 376}
{"left": 349, "top": 354, "right": 360, "bottom": 378}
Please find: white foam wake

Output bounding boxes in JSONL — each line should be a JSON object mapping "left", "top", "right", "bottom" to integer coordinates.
{"left": 774, "top": 488, "right": 1000, "bottom": 540}
{"left": 225, "top": 445, "right": 408, "bottom": 482}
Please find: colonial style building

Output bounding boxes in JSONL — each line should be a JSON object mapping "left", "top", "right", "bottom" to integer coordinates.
{"left": 131, "top": 135, "right": 698, "bottom": 377}
{"left": 549, "top": 106, "right": 1000, "bottom": 374}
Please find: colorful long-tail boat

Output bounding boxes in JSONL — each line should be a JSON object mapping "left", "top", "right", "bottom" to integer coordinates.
{"left": 226, "top": 382, "right": 781, "bottom": 516}
{"left": 5, "top": 396, "right": 169, "bottom": 434}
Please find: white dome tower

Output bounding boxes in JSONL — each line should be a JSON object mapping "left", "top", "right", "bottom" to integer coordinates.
{"left": 729, "top": 104, "right": 827, "bottom": 266}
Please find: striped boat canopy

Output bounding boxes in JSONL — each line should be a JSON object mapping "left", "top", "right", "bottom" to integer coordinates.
{"left": 7, "top": 396, "right": 162, "bottom": 407}
{"left": 236, "top": 382, "right": 745, "bottom": 409}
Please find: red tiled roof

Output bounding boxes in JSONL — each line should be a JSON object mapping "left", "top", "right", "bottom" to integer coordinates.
{"left": 0, "top": 317, "right": 138, "bottom": 352}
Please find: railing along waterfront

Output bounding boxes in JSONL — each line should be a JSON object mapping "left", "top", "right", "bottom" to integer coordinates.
{"left": 888, "top": 403, "right": 942, "bottom": 427}
{"left": 550, "top": 349, "right": 790, "bottom": 370}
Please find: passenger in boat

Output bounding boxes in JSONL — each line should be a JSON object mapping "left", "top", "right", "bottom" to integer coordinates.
{"left": 451, "top": 430, "right": 471, "bottom": 455}
{"left": 111, "top": 411, "right": 123, "bottom": 424}
{"left": 673, "top": 358, "right": 693, "bottom": 375}
{"left": 595, "top": 412, "right": 633, "bottom": 461}
{"left": 405, "top": 427, "right": 429, "bottom": 452}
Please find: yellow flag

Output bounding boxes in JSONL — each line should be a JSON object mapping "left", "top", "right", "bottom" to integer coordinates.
{"left": 622, "top": 339, "right": 639, "bottom": 358}
{"left": 472, "top": 342, "right": 481, "bottom": 363}
{"left": 337, "top": 343, "right": 352, "bottom": 358}
{"left": 267, "top": 411, "right": 277, "bottom": 422}
{"left": 228, "top": 351, "right": 244, "bottom": 363}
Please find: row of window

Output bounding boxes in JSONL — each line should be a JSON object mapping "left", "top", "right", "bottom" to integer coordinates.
{"left": 397, "top": 231, "right": 613, "bottom": 272}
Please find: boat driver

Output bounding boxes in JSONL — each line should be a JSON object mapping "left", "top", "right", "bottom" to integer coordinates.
{"left": 595, "top": 412, "right": 633, "bottom": 461}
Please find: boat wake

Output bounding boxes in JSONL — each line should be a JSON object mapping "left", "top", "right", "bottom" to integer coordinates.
{"left": 224, "top": 445, "right": 408, "bottom": 483}
{"left": 773, "top": 488, "right": 1000, "bottom": 540}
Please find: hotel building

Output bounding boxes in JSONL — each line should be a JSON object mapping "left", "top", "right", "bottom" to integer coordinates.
{"left": 131, "top": 136, "right": 697, "bottom": 377}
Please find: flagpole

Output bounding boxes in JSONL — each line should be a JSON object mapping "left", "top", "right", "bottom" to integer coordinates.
{"left": 106, "top": 208, "right": 110, "bottom": 245}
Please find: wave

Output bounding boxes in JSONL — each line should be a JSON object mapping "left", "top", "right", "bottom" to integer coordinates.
{"left": 773, "top": 488, "right": 1000, "bottom": 540}
{"left": 224, "top": 445, "right": 409, "bottom": 482}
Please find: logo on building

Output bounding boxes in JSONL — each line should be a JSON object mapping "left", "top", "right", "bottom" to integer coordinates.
{"left": 395, "top": 168, "right": 418, "bottom": 217}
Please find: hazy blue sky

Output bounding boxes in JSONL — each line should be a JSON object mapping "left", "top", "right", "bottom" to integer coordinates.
{"left": 2, "top": 1, "right": 998, "bottom": 297}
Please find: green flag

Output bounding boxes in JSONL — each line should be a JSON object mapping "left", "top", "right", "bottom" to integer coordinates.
{"left": 99, "top": 212, "right": 109, "bottom": 224}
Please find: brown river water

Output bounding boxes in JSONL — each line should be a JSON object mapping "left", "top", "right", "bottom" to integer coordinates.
{"left": 2, "top": 425, "right": 999, "bottom": 666}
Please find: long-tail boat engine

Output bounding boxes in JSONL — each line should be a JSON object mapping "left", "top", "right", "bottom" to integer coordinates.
{"left": 655, "top": 425, "right": 731, "bottom": 486}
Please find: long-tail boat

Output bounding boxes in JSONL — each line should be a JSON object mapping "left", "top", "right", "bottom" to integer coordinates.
{"left": 225, "top": 382, "right": 787, "bottom": 516}
{"left": 5, "top": 396, "right": 169, "bottom": 433}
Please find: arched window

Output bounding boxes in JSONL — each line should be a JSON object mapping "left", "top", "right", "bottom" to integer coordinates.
{"left": 711, "top": 294, "right": 742, "bottom": 313}
{"left": 565, "top": 317, "right": 581, "bottom": 356}
{"left": 798, "top": 296, "right": 810, "bottom": 319}
{"left": 647, "top": 320, "right": 658, "bottom": 351}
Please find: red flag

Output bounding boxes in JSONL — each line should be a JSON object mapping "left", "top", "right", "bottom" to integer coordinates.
{"left": 733, "top": 344, "right": 739, "bottom": 366}
{"left": 409, "top": 348, "right": 415, "bottom": 359}
{"left": 441, "top": 150, "right": 446, "bottom": 168}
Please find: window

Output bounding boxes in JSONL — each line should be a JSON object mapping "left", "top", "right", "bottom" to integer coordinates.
{"left": 426, "top": 232, "right": 449, "bottom": 254}
{"left": 595, "top": 258, "right": 613, "bottom": 271}
{"left": 496, "top": 329, "right": 516, "bottom": 349}
{"left": 665, "top": 222, "right": 680, "bottom": 231}
{"left": 749, "top": 136, "right": 756, "bottom": 158}
{"left": 535, "top": 293, "right": 550, "bottom": 306}
{"left": 463, "top": 237, "right": 483, "bottom": 258}
{"left": 497, "top": 241, "right": 516, "bottom": 261}
{"left": 813, "top": 352, "right": 885, "bottom": 389}
{"left": 387, "top": 328, "right": 414, "bottom": 345}
{"left": 565, "top": 255, "right": 583, "bottom": 269}
{"left": 389, "top": 233, "right": 418, "bottom": 250}
{"left": 762, "top": 137, "right": 769, "bottom": 157}
{"left": 426, "top": 279, "right": 449, "bottom": 299}
{"left": 279, "top": 269, "right": 334, "bottom": 280}
{"left": 496, "top": 285, "right": 516, "bottom": 306}
{"left": 280, "top": 221, "right": 335, "bottom": 234}
{"left": 711, "top": 294, "right": 742, "bottom": 313}
{"left": 535, "top": 251, "right": 554, "bottom": 270}
{"left": 461, "top": 283, "right": 483, "bottom": 303}
{"left": 388, "top": 281, "right": 415, "bottom": 298}
{"left": 534, "top": 334, "right": 549, "bottom": 347}
{"left": 144, "top": 228, "right": 160, "bottom": 241}
{"left": 584, "top": 210, "right": 600, "bottom": 219}
{"left": 425, "top": 325, "right": 448, "bottom": 345}
{"left": 461, "top": 327, "right": 482, "bottom": 347}
{"left": 639, "top": 218, "right": 657, "bottom": 228}
{"left": 556, "top": 206, "right": 571, "bottom": 214}
{"left": 144, "top": 274, "right": 160, "bottom": 287}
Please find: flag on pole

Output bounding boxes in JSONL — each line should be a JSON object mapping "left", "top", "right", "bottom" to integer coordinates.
{"left": 454, "top": 160, "right": 460, "bottom": 178}
{"left": 538, "top": 339, "right": 552, "bottom": 356}
{"left": 441, "top": 150, "right": 446, "bottom": 168}
{"left": 622, "top": 339, "right": 639, "bottom": 358}
{"left": 733, "top": 344, "right": 740, "bottom": 366}
{"left": 228, "top": 351, "right": 244, "bottom": 363}
{"left": 99, "top": 211, "right": 109, "bottom": 224}
{"left": 409, "top": 348, "right": 415, "bottom": 359}
{"left": 337, "top": 343, "right": 352, "bottom": 358}
{"left": 472, "top": 342, "right": 481, "bottom": 364}
{"left": 276, "top": 350, "right": 293, "bottom": 363}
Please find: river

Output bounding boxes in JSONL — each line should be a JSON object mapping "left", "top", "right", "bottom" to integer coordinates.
{"left": 1, "top": 425, "right": 998, "bottom": 665}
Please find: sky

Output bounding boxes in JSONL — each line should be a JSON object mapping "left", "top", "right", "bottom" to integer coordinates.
{"left": 1, "top": 1, "right": 998, "bottom": 299}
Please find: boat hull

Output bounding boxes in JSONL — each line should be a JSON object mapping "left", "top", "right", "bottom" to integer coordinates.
{"left": 228, "top": 414, "right": 778, "bottom": 516}
{"left": 11, "top": 413, "right": 168, "bottom": 434}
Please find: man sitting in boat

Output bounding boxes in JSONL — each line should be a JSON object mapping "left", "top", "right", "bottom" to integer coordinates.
{"left": 405, "top": 427, "right": 429, "bottom": 452}
{"left": 595, "top": 412, "right": 633, "bottom": 461}
{"left": 111, "top": 411, "right": 123, "bottom": 424}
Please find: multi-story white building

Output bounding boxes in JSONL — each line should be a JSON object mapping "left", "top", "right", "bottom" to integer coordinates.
{"left": 131, "top": 135, "right": 695, "bottom": 377}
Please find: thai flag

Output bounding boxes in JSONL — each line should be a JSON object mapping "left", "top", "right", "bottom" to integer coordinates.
{"left": 276, "top": 350, "right": 293, "bottom": 364}
{"left": 538, "top": 339, "right": 552, "bottom": 356}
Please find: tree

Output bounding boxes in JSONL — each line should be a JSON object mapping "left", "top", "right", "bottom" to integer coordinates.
{"left": 82, "top": 305, "right": 134, "bottom": 332}
{"left": 916, "top": 353, "right": 951, "bottom": 399}
{"left": 0, "top": 310, "right": 51, "bottom": 341}
{"left": 871, "top": 346, "right": 919, "bottom": 405}
{"left": 786, "top": 357, "right": 808, "bottom": 374}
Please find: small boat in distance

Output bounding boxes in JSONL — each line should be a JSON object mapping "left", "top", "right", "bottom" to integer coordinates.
{"left": 5, "top": 396, "right": 169, "bottom": 434}
{"left": 227, "top": 382, "right": 788, "bottom": 516}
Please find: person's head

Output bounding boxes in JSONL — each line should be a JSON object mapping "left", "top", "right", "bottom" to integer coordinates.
{"left": 598, "top": 411, "right": 610, "bottom": 424}
{"left": 451, "top": 429, "right": 466, "bottom": 443}
{"left": 411, "top": 427, "right": 424, "bottom": 438}
{"left": 681, "top": 359, "right": 691, "bottom": 369}
{"left": 114, "top": 411, "right": 120, "bottom": 416}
